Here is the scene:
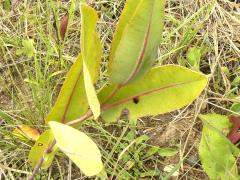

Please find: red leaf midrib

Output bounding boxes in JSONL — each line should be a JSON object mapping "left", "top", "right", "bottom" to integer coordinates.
{"left": 102, "top": 80, "right": 197, "bottom": 111}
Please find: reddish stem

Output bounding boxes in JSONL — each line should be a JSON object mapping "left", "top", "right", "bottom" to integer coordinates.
{"left": 29, "top": 140, "right": 56, "bottom": 180}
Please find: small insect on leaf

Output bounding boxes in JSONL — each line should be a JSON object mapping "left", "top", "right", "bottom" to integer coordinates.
{"left": 60, "top": 14, "right": 69, "bottom": 40}
{"left": 12, "top": 125, "right": 40, "bottom": 141}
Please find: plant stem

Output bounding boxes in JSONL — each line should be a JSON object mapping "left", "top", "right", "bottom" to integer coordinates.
{"left": 66, "top": 110, "right": 93, "bottom": 126}
{"left": 29, "top": 139, "right": 56, "bottom": 180}
{"left": 29, "top": 85, "right": 122, "bottom": 179}
{"left": 29, "top": 107, "right": 98, "bottom": 179}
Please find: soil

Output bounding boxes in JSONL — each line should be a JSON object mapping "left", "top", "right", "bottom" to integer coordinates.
{"left": 138, "top": 110, "right": 209, "bottom": 179}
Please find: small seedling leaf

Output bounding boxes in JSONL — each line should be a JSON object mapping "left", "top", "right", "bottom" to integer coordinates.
{"left": 163, "top": 164, "right": 180, "bottom": 177}
{"left": 186, "top": 47, "right": 202, "bottom": 70}
{"left": 158, "top": 147, "right": 178, "bottom": 157}
{"left": 16, "top": 39, "right": 35, "bottom": 58}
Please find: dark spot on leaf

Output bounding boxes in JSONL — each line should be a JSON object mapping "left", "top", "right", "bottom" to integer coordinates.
{"left": 227, "top": 116, "right": 240, "bottom": 144}
{"left": 133, "top": 97, "right": 139, "bottom": 104}
{"left": 38, "top": 143, "right": 43, "bottom": 146}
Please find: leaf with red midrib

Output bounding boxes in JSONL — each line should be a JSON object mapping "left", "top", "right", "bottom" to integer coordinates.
{"left": 99, "top": 65, "right": 207, "bottom": 122}
{"left": 46, "top": 4, "right": 101, "bottom": 124}
{"left": 108, "top": 0, "right": 166, "bottom": 85}
{"left": 45, "top": 55, "right": 88, "bottom": 124}
{"left": 227, "top": 116, "right": 240, "bottom": 144}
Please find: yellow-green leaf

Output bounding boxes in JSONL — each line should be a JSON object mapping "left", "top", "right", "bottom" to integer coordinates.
{"left": 49, "top": 121, "right": 103, "bottom": 176}
{"left": 99, "top": 65, "right": 207, "bottom": 122}
{"left": 83, "top": 61, "right": 100, "bottom": 119}
{"left": 28, "top": 130, "right": 57, "bottom": 169}
{"left": 80, "top": 4, "right": 101, "bottom": 81}
{"left": 109, "top": 0, "right": 166, "bottom": 85}
{"left": 199, "top": 114, "right": 239, "bottom": 180}
{"left": 80, "top": 4, "right": 101, "bottom": 118}
{"left": 46, "top": 55, "right": 88, "bottom": 123}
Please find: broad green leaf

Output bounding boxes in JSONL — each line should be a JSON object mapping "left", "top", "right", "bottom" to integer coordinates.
{"left": 28, "top": 130, "right": 57, "bottom": 169}
{"left": 109, "top": 0, "right": 140, "bottom": 60}
{"left": 99, "top": 65, "right": 207, "bottom": 122}
{"left": 46, "top": 4, "right": 101, "bottom": 123}
{"left": 199, "top": 114, "right": 239, "bottom": 180}
{"left": 49, "top": 121, "right": 103, "bottom": 176}
{"left": 80, "top": 4, "right": 101, "bottom": 119}
{"left": 109, "top": 0, "right": 166, "bottom": 85}
{"left": 46, "top": 55, "right": 88, "bottom": 123}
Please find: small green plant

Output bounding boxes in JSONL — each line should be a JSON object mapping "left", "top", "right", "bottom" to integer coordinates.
{"left": 199, "top": 114, "right": 240, "bottom": 179}
{"left": 25, "top": 1, "right": 207, "bottom": 179}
